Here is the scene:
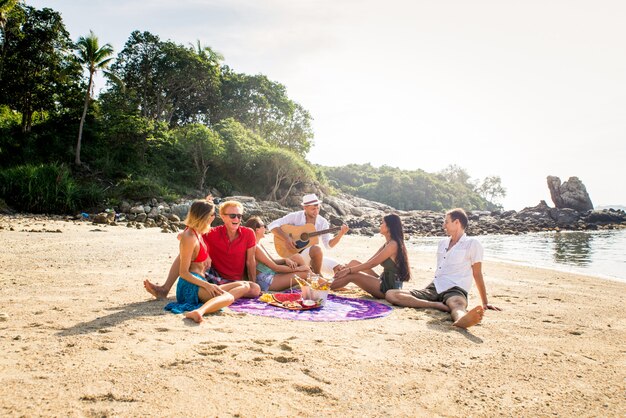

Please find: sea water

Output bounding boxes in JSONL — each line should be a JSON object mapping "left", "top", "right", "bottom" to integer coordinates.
{"left": 407, "top": 229, "right": 626, "bottom": 283}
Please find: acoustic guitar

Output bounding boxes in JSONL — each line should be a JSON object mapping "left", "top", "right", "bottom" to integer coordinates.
{"left": 273, "top": 224, "right": 342, "bottom": 258}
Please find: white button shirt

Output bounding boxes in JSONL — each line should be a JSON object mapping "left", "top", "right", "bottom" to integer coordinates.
{"left": 267, "top": 210, "right": 332, "bottom": 248}
{"left": 433, "top": 234, "right": 483, "bottom": 293}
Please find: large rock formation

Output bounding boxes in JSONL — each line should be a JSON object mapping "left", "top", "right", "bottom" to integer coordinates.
{"left": 547, "top": 176, "right": 593, "bottom": 212}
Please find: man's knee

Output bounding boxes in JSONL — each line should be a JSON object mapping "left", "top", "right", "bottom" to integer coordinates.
{"left": 309, "top": 245, "right": 323, "bottom": 259}
{"left": 446, "top": 295, "right": 467, "bottom": 310}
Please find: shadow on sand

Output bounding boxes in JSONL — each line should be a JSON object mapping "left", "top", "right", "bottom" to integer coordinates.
{"left": 425, "top": 317, "right": 484, "bottom": 344}
{"left": 56, "top": 299, "right": 168, "bottom": 336}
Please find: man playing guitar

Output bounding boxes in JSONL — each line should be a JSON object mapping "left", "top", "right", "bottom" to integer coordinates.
{"left": 268, "top": 193, "right": 349, "bottom": 275}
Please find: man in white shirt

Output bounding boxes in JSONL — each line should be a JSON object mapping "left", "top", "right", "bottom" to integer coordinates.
{"left": 386, "top": 208, "right": 500, "bottom": 328}
{"left": 268, "top": 193, "right": 349, "bottom": 275}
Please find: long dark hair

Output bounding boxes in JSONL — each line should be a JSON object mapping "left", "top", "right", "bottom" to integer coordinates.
{"left": 384, "top": 213, "right": 410, "bottom": 281}
{"left": 245, "top": 216, "right": 263, "bottom": 229}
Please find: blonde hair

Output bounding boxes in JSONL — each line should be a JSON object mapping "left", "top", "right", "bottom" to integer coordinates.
{"left": 184, "top": 200, "right": 215, "bottom": 233}
{"left": 219, "top": 200, "right": 244, "bottom": 216}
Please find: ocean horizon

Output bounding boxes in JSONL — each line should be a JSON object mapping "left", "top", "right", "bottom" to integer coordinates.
{"left": 408, "top": 229, "right": 626, "bottom": 283}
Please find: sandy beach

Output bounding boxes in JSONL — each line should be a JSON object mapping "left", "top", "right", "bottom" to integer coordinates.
{"left": 0, "top": 215, "right": 624, "bottom": 417}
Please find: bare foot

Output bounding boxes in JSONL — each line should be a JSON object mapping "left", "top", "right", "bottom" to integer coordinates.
{"left": 453, "top": 306, "right": 484, "bottom": 329}
{"left": 184, "top": 310, "right": 204, "bottom": 323}
{"left": 143, "top": 280, "right": 168, "bottom": 300}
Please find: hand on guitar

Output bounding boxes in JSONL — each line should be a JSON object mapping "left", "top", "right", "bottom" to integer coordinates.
{"left": 284, "top": 237, "right": 298, "bottom": 252}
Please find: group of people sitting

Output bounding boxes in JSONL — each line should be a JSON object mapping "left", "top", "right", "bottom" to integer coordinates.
{"left": 144, "top": 193, "right": 500, "bottom": 328}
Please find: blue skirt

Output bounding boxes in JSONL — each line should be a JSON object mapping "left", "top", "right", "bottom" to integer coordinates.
{"left": 164, "top": 272, "right": 206, "bottom": 314}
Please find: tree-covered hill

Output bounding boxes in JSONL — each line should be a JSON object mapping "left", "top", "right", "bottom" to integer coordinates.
{"left": 323, "top": 164, "right": 504, "bottom": 212}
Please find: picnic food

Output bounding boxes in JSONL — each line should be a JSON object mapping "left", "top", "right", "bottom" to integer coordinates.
{"left": 272, "top": 293, "right": 301, "bottom": 303}
{"left": 259, "top": 293, "right": 274, "bottom": 303}
{"left": 257, "top": 292, "right": 322, "bottom": 310}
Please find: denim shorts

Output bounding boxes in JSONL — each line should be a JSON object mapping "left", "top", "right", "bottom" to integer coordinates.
{"left": 256, "top": 272, "right": 274, "bottom": 292}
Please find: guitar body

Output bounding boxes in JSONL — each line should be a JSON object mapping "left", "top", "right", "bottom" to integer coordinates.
{"left": 274, "top": 224, "right": 320, "bottom": 258}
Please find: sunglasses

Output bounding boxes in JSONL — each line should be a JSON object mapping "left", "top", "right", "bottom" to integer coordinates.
{"left": 225, "top": 213, "right": 243, "bottom": 219}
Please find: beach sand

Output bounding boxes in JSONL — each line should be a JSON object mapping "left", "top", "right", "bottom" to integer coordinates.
{"left": 0, "top": 215, "right": 624, "bottom": 417}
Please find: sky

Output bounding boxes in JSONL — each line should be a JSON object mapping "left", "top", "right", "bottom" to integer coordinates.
{"left": 29, "top": 0, "right": 626, "bottom": 210}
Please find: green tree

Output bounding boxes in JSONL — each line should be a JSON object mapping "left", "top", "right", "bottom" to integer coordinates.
{"left": 107, "top": 31, "right": 222, "bottom": 126}
{"left": 0, "top": 0, "right": 18, "bottom": 80}
{"left": 213, "top": 118, "right": 266, "bottom": 191}
{"left": 258, "top": 147, "right": 315, "bottom": 202}
{"left": 217, "top": 70, "right": 313, "bottom": 155}
{"left": 0, "top": 5, "right": 77, "bottom": 132}
{"left": 476, "top": 175, "right": 506, "bottom": 205}
{"left": 173, "top": 124, "right": 224, "bottom": 191}
{"left": 75, "top": 30, "right": 114, "bottom": 165}
{"left": 438, "top": 164, "right": 471, "bottom": 185}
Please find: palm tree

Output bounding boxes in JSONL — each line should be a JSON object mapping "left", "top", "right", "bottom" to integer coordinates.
{"left": 75, "top": 30, "right": 113, "bottom": 166}
{"left": 189, "top": 39, "right": 224, "bottom": 65}
{"left": 0, "top": 0, "right": 18, "bottom": 32}
{"left": 0, "top": 0, "right": 19, "bottom": 81}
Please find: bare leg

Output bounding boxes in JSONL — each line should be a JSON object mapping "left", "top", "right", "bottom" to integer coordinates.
{"left": 222, "top": 281, "right": 261, "bottom": 298}
{"left": 144, "top": 255, "right": 181, "bottom": 300}
{"left": 346, "top": 259, "right": 377, "bottom": 276}
{"left": 184, "top": 291, "right": 235, "bottom": 323}
{"left": 307, "top": 245, "right": 323, "bottom": 274}
{"left": 269, "top": 271, "right": 310, "bottom": 291}
{"left": 247, "top": 282, "right": 262, "bottom": 298}
{"left": 447, "top": 295, "right": 484, "bottom": 328}
{"left": 219, "top": 282, "right": 252, "bottom": 300}
{"left": 185, "top": 281, "right": 258, "bottom": 323}
{"left": 289, "top": 253, "right": 307, "bottom": 266}
{"left": 330, "top": 272, "right": 386, "bottom": 299}
{"left": 385, "top": 289, "right": 450, "bottom": 312}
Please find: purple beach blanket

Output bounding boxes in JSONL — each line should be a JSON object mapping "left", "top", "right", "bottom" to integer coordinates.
{"left": 228, "top": 293, "right": 393, "bottom": 321}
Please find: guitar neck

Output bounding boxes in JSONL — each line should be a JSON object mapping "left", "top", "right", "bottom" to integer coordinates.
{"left": 308, "top": 226, "right": 341, "bottom": 238}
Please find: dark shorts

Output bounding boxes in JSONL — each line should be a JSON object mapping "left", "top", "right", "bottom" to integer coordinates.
{"left": 205, "top": 267, "right": 237, "bottom": 286}
{"left": 379, "top": 277, "right": 404, "bottom": 294}
{"left": 410, "top": 282, "right": 468, "bottom": 304}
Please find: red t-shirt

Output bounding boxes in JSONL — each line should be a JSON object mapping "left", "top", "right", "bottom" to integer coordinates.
{"left": 203, "top": 225, "right": 256, "bottom": 281}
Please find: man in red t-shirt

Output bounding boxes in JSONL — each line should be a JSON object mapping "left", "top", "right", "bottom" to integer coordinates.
{"left": 144, "top": 200, "right": 261, "bottom": 300}
{"left": 203, "top": 201, "right": 258, "bottom": 285}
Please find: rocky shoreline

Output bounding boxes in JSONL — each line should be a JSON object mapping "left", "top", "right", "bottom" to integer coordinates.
{"left": 2, "top": 193, "right": 624, "bottom": 237}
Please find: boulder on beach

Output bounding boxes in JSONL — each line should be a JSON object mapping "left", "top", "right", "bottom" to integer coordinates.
{"left": 547, "top": 176, "right": 593, "bottom": 212}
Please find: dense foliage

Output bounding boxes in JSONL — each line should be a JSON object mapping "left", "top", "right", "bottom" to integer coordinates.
{"left": 0, "top": 163, "right": 102, "bottom": 213}
{"left": 323, "top": 164, "right": 503, "bottom": 211}
{"left": 0, "top": 4, "right": 504, "bottom": 214}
